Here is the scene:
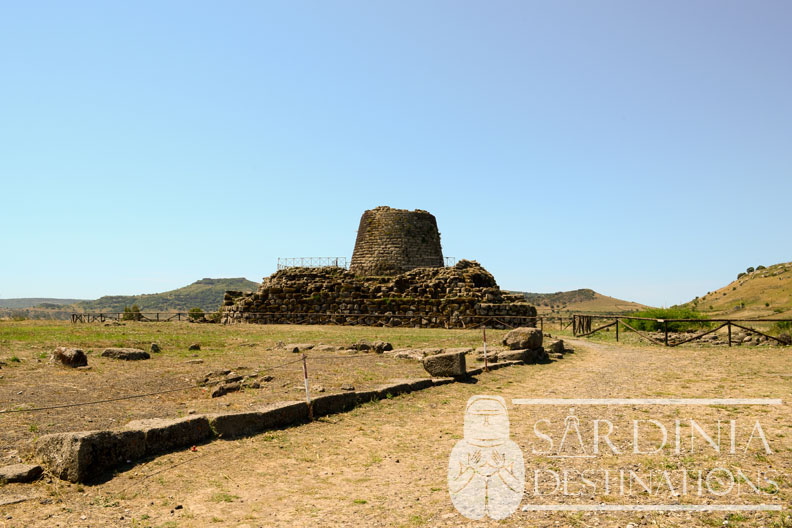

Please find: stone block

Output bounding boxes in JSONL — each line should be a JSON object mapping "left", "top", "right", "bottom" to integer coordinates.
{"left": 502, "top": 327, "right": 543, "bottom": 350}
{"left": 0, "top": 464, "right": 43, "bottom": 483}
{"left": 101, "top": 348, "right": 150, "bottom": 361}
{"left": 125, "top": 416, "right": 212, "bottom": 456}
{"left": 310, "top": 392, "right": 358, "bottom": 417}
{"left": 35, "top": 430, "right": 145, "bottom": 483}
{"left": 422, "top": 351, "right": 466, "bottom": 377}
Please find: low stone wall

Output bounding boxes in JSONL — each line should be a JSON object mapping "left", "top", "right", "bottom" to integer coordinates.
{"left": 34, "top": 362, "right": 528, "bottom": 483}
{"left": 222, "top": 260, "right": 537, "bottom": 329}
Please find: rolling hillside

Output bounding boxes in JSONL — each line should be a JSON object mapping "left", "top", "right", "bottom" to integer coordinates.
{"left": 508, "top": 288, "right": 648, "bottom": 314}
{"left": 0, "top": 298, "right": 85, "bottom": 309}
{"left": 74, "top": 278, "right": 259, "bottom": 313}
{"left": 683, "top": 262, "right": 792, "bottom": 318}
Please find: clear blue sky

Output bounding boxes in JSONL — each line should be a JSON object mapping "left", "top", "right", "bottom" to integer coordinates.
{"left": 1, "top": 1, "right": 790, "bottom": 306}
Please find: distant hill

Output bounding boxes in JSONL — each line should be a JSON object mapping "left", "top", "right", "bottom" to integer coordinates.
{"left": 682, "top": 262, "right": 792, "bottom": 318}
{"left": 507, "top": 288, "right": 648, "bottom": 314}
{"left": 74, "top": 278, "right": 259, "bottom": 313}
{"left": 0, "top": 298, "right": 86, "bottom": 309}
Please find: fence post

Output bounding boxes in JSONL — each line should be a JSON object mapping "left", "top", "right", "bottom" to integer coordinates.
{"left": 483, "top": 326, "right": 488, "bottom": 372}
{"left": 728, "top": 322, "right": 732, "bottom": 347}
{"left": 616, "top": 318, "right": 619, "bottom": 342}
{"left": 302, "top": 354, "right": 313, "bottom": 420}
{"left": 663, "top": 320, "right": 668, "bottom": 346}
{"left": 540, "top": 317, "right": 544, "bottom": 333}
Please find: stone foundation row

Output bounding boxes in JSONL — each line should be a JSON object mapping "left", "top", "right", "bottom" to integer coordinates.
{"left": 33, "top": 361, "right": 523, "bottom": 483}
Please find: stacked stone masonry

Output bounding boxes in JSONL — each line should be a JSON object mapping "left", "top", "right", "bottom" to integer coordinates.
{"left": 349, "top": 206, "right": 444, "bottom": 276}
{"left": 221, "top": 260, "right": 537, "bottom": 329}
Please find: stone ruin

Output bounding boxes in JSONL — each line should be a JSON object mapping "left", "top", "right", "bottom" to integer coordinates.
{"left": 350, "top": 206, "right": 444, "bottom": 276}
{"left": 221, "top": 206, "right": 536, "bottom": 328}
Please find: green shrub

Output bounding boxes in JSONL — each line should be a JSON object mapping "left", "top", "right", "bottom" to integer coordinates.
{"left": 772, "top": 320, "right": 791, "bottom": 333}
{"left": 737, "top": 272, "right": 747, "bottom": 279}
{"left": 122, "top": 304, "right": 142, "bottom": 321}
{"left": 622, "top": 307, "right": 709, "bottom": 332}
{"left": 746, "top": 267, "right": 755, "bottom": 273}
{"left": 188, "top": 307, "right": 205, "bottom": 322}
{"left": 756, "top": 265, "right": 766, "bottom": 270}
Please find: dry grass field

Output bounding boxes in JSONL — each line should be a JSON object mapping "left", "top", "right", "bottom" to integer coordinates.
{"left": 0, "top": 320, "right": 790, "bottom": 528}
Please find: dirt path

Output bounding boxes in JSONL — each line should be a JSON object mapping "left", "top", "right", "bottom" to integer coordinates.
{"left": 1, "top": 338, "right": 790, "bottom": 527}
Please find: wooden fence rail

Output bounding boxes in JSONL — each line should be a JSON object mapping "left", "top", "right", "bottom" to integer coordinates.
{"left": 571, "top": 314, "right": 792, "bottom": 347}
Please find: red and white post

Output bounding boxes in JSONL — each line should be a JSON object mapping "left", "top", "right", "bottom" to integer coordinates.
{"left": 302, "top": 354, "right": 313, "bottom": 419}
{"left": 483, "top": 326, "right": 489, "bottom": 372}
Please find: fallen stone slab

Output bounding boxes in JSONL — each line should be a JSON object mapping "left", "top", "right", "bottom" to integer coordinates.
{"left": 101, "top": 348, "right": 150, "bottom": 361}
{"left": 498, "top": 349, "right": 529, "bottom": 362}
{"left": 257, "top": 400, "right": 310, "bottom": 428}
{"left": 502, "top": 327, "right": 543, "bottom": 350}
{"left": 387, "top": 349, "right": 426, "bottom": 361}
{"left": 525, "top": 347, "right": 549, "bottom": 363}
{"left": 355, "top": 390, "right": 380, "bottom": 404}
{"left": 371, "top": 340, "right": 393, "bottom": 353}
{"left": 422, "top": 350, "right": 466, "bottom": 377}
{"left": 35, "top": 430, "right": 145, "bottom": 483}
{"left": 445, "top": 347, "right": 473, "bottom": 355}
{"left": 313, "top": 344, "right": 342, "bottom": 352}
{"left": 0, "top": 464, "right": 43, "bottom": 483}
{"left": 311, "top": 392, "right": 358, "bottom": 417}
{"left": 285, "top": 343, "right": 314, "bottom": 353}
{"left": 124, "top": 416, "right": 212, "bottom": 456}
{"left": 50, "top": 347, "right": 87, "bottom": 368}
{"left": 406, "top": 378, "right": 433, "bottom": 391}
{"left": 431, "top": 377, "right": 455, "bottom": 386}
{"left": 391, "top": 378, "right": 433, "bottom": 392}
{"left": 545, "top": 339, "right": 565, "bottom": 355}
{"left": 376, "top": 382, "right": 412, "bottom": 399}
{"left": 208, "top": 402, "right": 310, "bottom": 439}
{"left": 488, "top": 360, "right": 521, "bottom": 370}
{"left": 211, "top": 382, "right": 241, "bottom": 398}
{"left": 386, "top": 347, "right": 443, "bottom": 360}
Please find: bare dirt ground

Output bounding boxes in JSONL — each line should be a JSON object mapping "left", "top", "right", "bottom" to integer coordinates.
{"left": 0, "top": 322, "right": 790, "bottom": 528}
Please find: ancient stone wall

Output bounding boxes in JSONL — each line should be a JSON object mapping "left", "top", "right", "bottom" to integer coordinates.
{"left": 349, "top": 206, "right": 444, "bottom": 276}
{"left": 221, "top": 260, "right": 536, "bottom": 329}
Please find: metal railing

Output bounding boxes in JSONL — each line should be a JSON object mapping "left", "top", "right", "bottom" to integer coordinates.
{"left": 276, "top": 257, "right": 349, "bottom": 270}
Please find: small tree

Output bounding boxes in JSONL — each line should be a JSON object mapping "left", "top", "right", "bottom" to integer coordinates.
{"left": 188, "top": 307, "right": 205, "bottom": 322}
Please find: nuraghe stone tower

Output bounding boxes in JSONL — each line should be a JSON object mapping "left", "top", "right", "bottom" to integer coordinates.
{"left": 350, "top": 206, "right": 444, "bottom": 276}
{"left": 220, "top": 206, "right": 537, "bottom": 328}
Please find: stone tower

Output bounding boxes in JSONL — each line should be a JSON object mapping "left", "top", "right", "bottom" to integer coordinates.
{"left": 349, "top": 206, "right": 444, "bottom": 276}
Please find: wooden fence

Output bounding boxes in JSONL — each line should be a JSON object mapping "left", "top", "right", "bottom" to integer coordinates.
{"left": 572, "top": 314, "right": 791, "bottom": 347}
